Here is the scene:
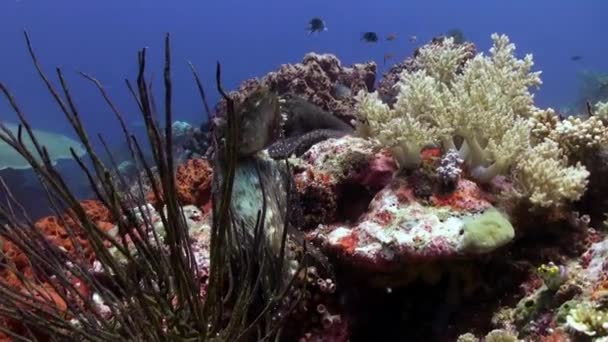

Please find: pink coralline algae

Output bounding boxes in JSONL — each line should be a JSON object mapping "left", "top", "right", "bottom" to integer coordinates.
{"left": 350, "top": 149, "right": 397, "bottom": 191}
{"left": 104, "top": 204, "right": 212, "bottom": 301}
{"left": 430, "top": 178, "right": 493, "bottom": 212}
{"left": 581, "top": 239, "right": 608, "bottom": 282}
{"left": 216, "top": 53, "right": 376, "bottom": 123}
{"left": 308, "top": 177, "right": 503, "bottom": 273}
{"left": 293, "top": 136, "right": 398, "bottom": 228}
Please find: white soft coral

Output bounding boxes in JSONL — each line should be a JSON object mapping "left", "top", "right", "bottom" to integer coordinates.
{"left": 354, "top": 34, "right": 591, "bottom": 207}
{"left": 355, "top": 33, "right": 541, "bottom": 182}
{"left": 354, "top": 87, "right": 443, "bottom": 168}
{"left": 513, "top": 139, "right": 589, "bottom": 207}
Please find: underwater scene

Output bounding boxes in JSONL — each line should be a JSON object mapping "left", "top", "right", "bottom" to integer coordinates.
{"left": 1, "top": 0, "right": 608, "bottom": 341}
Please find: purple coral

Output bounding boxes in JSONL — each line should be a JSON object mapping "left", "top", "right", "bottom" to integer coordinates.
{"left": 437, "top": 149, "right": 464, "bottom": 190}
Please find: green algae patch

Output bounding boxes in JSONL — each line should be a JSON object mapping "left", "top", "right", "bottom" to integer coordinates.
{"left": 462, "top": 208, "right": 514, "bottom": 254}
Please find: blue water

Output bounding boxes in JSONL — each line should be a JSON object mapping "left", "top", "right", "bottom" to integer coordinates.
{"left": 1, "top": 0, "right": 607, "bottom": 143}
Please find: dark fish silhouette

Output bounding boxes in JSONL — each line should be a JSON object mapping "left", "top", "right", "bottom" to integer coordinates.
{"left": 361, "top": 32, "right": 379, "bottom": 43}
{"left": 383, "top": 53, "right": 394, "bottom": 65}
{"left": 570, "top": 55, "right": 583, "bottom": 62}
{"left": 446, "top": 28, "right": 466, "bottom": 44}
{"left": 386, "top": 33, "right": 397, "bottom": 41}
{"left": 308, "top": 17, "right": 327, "bottom": 34}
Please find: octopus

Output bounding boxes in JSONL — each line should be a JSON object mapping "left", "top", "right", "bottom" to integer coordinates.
{"left": 268, "top": 95, "right": 354, "bottom": 159}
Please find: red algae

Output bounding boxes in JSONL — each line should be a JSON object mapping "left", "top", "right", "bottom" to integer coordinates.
{"left": 420, "top": 146, "right": 442, "bottom": 163}
{"left": 430, "top": 178, "right": 492, "bottom": 212}
{"left": 336, "top": 233, "right": 358, "bottom": 254}
{"left": 374, "top": 210, "right": 394, "bottom": 225}
{"left": 393, "top": 183, "right": 416, "bottom": 203}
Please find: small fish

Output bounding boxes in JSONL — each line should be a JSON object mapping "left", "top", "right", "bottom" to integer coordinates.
{"left": 408, "top": 35, "right": 417, "bottom": 43}
{"left": 361, "top": 32, "right": 379, "bottom": 43}
{"left": 307, "top": 17, "right": 327, "bottom": 34}
{"left": 386, "top": 33, "right": 397, "bottom": 41}
{"left": 570, "top": 55, "right": 583, "bottom": 62}
{"left": 446, "top": 28, "right": 466, "bottom": 44}
{"left": 331, "top": 83, "right": 352, "bottom": 99}
{"left": 383, "top": 53, "right": 394, "bottom": 66}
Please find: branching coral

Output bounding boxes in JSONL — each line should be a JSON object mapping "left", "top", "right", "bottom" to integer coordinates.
{"left": 354, "top": 34, "right": 541, "bottom": 182}
{"left": 566, "top": 302, "right": 608, "bottom": 336}
{"left": 529, "top": 107, "right": 559, "bottom": 143}
{"left": 354, "top": 33, "right": 593, "bottom": 207}
{"left": 513, "top": 139, "right": 589, "bottom": 208}
{"left": 414, "top": 37, "right": 471, "bottom": 84}
{"left": 354, "top": 87, "right": 444, "bottom": 168}
{"left": 549, "top": 116, "right": 608, "bottom": 157}
{"left": 530, "top": 103, "right": 608, "bottom": 158}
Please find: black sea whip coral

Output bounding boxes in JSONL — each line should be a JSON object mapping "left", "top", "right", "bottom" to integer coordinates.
{"left": 0, "top": 32, "right": 303, "bottom": 341}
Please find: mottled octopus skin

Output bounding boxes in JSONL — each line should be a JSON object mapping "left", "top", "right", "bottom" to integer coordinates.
{"left": 269, "top": 96, "right": 354, "bottom": 159}
{"left": 268, "top": 129, "right": 350, "bottom": 159}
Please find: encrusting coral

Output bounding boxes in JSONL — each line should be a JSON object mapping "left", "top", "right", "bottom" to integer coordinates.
{"left": 147, "top": 158, "right": 213, "bottom": 209}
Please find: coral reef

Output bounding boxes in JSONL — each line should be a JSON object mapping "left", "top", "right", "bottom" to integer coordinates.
{"left": 513, "top": 139, "right": 589, "bottom": 208}
{"left": 171, "top": 120, "right": 211, "bottom": 162}
{"left": 0, "top": 200, "right": 116, "bottom": 338}
{"left": 5, "top": 30, "right": 608, "bottom": 342}
{"left": 308, "top": 178, "right": 511, "bottom": 277}
{"left": 292, "top": 136, "right": 397, "bottom": 229}
{"left": 596, "top": 100, "right": 608, "bottom": 120}
{"left": 355, "top": 34, "right": 540, "bottom": 180}
{"left": 174, "top": 158, "right": 213, "bottom": 208}
{"left": 2, "top": 200, "right": 114, "bottom": 271}
{"left": 0, "top": 34, "right": 309, "bottom": 342}
{"left": 216, "top": 53, "right": 376, "bottom": 123}
{"left": 355, "top": 33, "right": 592, "bottom": 211}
